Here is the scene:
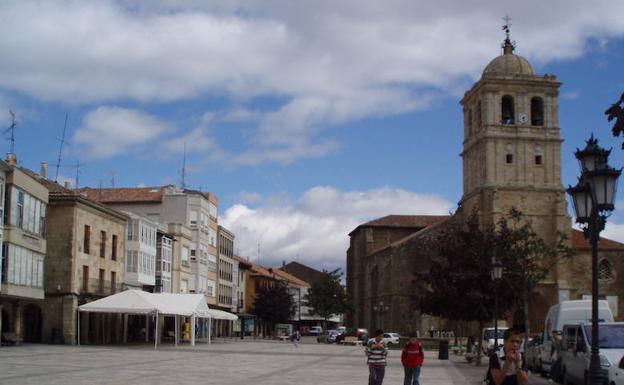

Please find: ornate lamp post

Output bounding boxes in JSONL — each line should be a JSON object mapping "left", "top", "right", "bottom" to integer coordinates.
{"left": 372, "top": 301, "right": 390, "bottom": 330}
{"left": 567, "top": 135, "right": 621, "bottom": 385}
{"left": 491, "top": 256, "right": 503, "bottom": 352}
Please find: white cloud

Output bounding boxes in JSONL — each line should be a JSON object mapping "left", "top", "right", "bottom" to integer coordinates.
{"left": 3, "top": 1, "right": 624, "bottom": 164}
{"left": 220, "top": 185, "right": 453, "bottom": 270}
{"left": 73, "top": 106, "right": 171, "bottom": 159}
{"left": 237, "top": 191, "right": 263, "bottom": 205}
{"left": 603, "top": 221, "right": 624, "bottom": 244}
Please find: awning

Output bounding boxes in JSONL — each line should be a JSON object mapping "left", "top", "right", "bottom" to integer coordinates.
{"left": 207, "top": 309, "right": 238, "bottom": 321}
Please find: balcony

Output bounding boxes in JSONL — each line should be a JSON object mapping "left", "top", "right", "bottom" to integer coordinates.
{"left": 80, "top": 279, "right": 123, "bottom": 296}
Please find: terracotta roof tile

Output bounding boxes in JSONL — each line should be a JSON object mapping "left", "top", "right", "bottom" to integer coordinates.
{"left": 78, "top": 186, "right": 171, "bottom": 203}
{"left": 572, "top": 229, "right": 624, "bottom": 250}
{"left": 272, "top": 268, "right": 310, "bottom": 287}
{"left": 349, "top": 214, "right": 451, "bottom": 235}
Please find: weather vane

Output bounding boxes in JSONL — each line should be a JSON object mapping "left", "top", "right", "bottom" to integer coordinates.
{"left": 501, "top": 15, "right": 516, "bottom": 51}
{"left": 606, "top": 92, "right": 624, "bottom": 148}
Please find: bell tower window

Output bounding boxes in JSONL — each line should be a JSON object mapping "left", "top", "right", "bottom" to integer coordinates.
{"left": 531, "top": 97, "right": 544, "bottom": 126}
{"left": 501, "top": 95, "right": 515, "bottom": 124}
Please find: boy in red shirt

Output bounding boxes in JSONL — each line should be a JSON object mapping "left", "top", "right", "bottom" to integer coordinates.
{"left": 401, "top": 332, "right": 424, "bottom": 385}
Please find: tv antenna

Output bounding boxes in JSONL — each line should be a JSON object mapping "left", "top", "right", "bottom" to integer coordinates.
{"left": 5, "top": 110, "right": 17, "bottom": 155}
{"left": 55, "top": 113, "right": 68, "bottom": 182}
{"left": 179, "top": 142, "right": 187, "bottom": 189}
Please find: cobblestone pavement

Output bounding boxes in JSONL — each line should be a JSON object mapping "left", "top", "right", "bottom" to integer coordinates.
{"left": 0, "top": 339, "right": 552, "bottom": 385}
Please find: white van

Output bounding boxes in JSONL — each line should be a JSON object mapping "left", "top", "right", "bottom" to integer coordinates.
{"left": 538, "top": 300, "right": 614, "bottom": 374}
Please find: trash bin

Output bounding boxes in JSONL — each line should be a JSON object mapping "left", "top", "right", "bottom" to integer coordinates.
{"left": 438, "top": 339, "right": 449, "bottom": 360}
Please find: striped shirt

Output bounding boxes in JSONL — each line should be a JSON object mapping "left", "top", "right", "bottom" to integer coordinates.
{"left": 365, "top": 339, "right": 388, "bottom": 366}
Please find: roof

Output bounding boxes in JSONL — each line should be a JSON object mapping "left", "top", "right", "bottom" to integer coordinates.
{"left": 349, "top": 214, "right": 451, "bottom": 235}
{"left": 272, "top": 268, "right": 310, "bottom": 287}
{"left": 233, "top": 255, "right": 253, "bottom": 268}
{"left": 280, "top": 261, "right": 325, "bottom": 284}
{"left": 482, "top": 41, "right": 534, "bottom": 77}
{"left": 19, "top": 168, "right": 128, "bottom": 221}
{"left": 572, "top": 229, "right": 624, "bottom": 251}
{"left": 243, "top": 258, "right": 310, "bottom": 287}
{"left": 78, "top": 186, "right": 172, "bottom": 203}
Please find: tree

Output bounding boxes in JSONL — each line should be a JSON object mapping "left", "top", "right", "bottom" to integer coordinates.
{"left": 251, "top": 281, "right": 295, "bottom": 337}
{"left": 305, "top": 269, "right": 348, "bottom": 334}
{"left": 605, "top": 92, "right": 624, "bottom": 149}
{"left": 495, "top": 208, "right": 573, "bottom": 338}
{"left": 417, "top": 212, "right": 514, "bottom": 365}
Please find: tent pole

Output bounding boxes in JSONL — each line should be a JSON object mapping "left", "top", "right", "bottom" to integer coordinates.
{"left": 77, "top": 309, "right": 81, "bottom": 346}
{"left": 191, "top": 315, "right": 195, "bottom": 346}
{"left": 208, "top": 317, "right": 212, "bottom": 345}
{"left": 145, "top": 315, "right": 149, "bottom": 342}
{"left": 154, "top": 311, "right": 158, "bottom": 350}
{"left": 174, "top": 316, "right": 178, "bottom": 347}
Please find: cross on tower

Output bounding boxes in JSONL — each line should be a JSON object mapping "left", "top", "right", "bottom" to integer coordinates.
{"left": 502, "top": 15, "right": 512, "bottom": 40}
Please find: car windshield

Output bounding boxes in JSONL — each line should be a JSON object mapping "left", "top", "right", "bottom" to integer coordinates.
{"left": 583, "top": 324, "right": 624, "bottom": 349}
{"left": 484, "top": 329, "right": 506, "bottom": 339}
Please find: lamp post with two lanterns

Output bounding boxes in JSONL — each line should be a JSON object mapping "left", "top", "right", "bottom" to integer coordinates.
{"left": 566, "top": 135, "right": 621, "bottom": 385}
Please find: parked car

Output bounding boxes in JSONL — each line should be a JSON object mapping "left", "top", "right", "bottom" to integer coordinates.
{"left": 326, "top": 330, "right": 340, "bottom": 343}
{"left": 559, "top": 322, "right": 624, "bottom": 385}
{"left": 381, "top": 332, "right": 400, "bottom": 346}
{"left": 525, "top": 332, "right": 544, "bottom": 372}
{"left": 481, "top": 327, "right": 507, "bottom": 354}
{"left": 338, "top": 327, "right": 368, "bottom": 343}
{"left": 610, "top": 355, "right": 624, "bottom": 385}
{"left": 538, "top": 300, "right": 614, "bottom": 376}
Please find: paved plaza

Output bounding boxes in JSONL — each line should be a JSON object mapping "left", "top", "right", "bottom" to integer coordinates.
{"left": 0, "top": 338, "right": 550, "bottom": 385}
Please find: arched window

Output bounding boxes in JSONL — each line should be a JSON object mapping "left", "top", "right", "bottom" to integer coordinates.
{"left": 501, "top": 95, "right": 514, "bottom": 124}
{"left": 534, "top": 144, "right": 543, "bottom": 165}
{"left": 599, "top": 259, "right": 614, "bottom": 282}
{"left": 531, "top": 97, "right": 544, "bottom": 126}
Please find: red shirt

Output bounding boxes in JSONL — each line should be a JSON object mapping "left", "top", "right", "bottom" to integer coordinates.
{"left": 401, "top": 341, "right": 424, "bottom": 368}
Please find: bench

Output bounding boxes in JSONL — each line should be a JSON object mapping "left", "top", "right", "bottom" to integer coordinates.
{"left": 341, "top": 336, "right": 363, "bottom": 346}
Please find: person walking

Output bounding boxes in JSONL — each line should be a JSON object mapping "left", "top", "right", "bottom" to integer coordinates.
{"left": 365, "top": 329, "right": 388, "bottom": 385}
{"left": 487, "top": 328, "right": 528, "bottom": 385}
{"left": 401, "top": 332, "right": 424, "bottom": 385}
{"left": 292, "top": 330, "right": 301, "bottom": 348}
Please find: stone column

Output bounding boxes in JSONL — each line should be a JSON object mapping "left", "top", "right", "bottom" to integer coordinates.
{"left": 13, "top": 302, "right": 22, "bottom": 345}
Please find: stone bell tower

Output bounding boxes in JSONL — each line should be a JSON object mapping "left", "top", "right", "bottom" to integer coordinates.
{"left": 458, "top": 29, "right": 571, "bottom": 249}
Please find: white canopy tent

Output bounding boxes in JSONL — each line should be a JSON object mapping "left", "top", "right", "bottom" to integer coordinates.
{"left": 78, "top": 290, "right": 237, "bottom": 348}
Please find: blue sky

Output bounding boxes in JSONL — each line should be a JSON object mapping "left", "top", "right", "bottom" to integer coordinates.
{"left": 1, "top": 1, "right": 624, "bottom": 271}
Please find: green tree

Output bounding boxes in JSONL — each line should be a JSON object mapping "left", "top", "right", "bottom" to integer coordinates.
{"left": 305, "top": 269, "right": 348, "bottom": 335}
{"left": 251, "top": 281, "right": 295, "bottom": 337}
{"left": 495, "top": 208, "right": 573, "bottom": 338}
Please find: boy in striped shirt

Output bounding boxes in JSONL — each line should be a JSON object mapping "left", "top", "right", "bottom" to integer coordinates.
{"left": 365, "top": 329, "right": 388, "bottom": 385}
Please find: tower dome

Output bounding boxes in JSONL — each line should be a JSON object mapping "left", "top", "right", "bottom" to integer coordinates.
{"left": 482, "top": 39, "right": 534, "bottom": 77}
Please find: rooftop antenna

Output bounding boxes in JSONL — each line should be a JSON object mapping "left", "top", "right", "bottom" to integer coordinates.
{"left": 110, "top": 170, "right": 116, "bottom": 188}
{"left": 75, "top": 160, "right": 81, "bottom": 189}
{"left": 5, "top": 110, "right": 17, "bottom": 155}
{"left": 55, "top": 113, "right": 68, "bottom": 182}
{"left": 179, "top": 142, "right": 187, "bottom": 189}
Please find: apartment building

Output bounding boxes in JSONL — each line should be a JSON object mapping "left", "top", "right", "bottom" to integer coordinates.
{"left": 123, "top": 211, "right": 157, "bottom": 292}
{"left": 167, "top": 223, "right": 194, "bottom": 294}
{"left": 217, "top": 226, "right": 235, "bottom": 312}
{"left": 79, "top": 185, "right": 219, "bottom": 305}
{"left": 155, "top": 226, "right": 173, "bottom": 293}
{"left": 20, "top": 168, "right": 128, "bottom": 345}
{"left": 0, "top": 159, "right": 49, "bottom": 344}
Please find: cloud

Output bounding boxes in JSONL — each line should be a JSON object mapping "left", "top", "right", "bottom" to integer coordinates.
{"left": 73, "top": 106, "right": 171, "bottom": 159}
{"left": 220, "top": 186, "right": 454, "bottom": 270}
{"left": 237, "top": 191, "right": 263, "bottom": 205}
{"left": 3, "top": 1, "right": 624, "bottom": 164}
{"left": 603, "top": 221, "right": 624, "bottom": 244}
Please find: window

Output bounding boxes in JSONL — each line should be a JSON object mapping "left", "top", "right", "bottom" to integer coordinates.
{"left": 531, "top": 97, "right": 544, "bottom": 126}
{"left": 535, "top": 155, "right": 543, "bottom": 165}
{"left": 189, "top": 211, "right": 197, "bottom": 227}
{"left": 0, "top": 177, "right": 5, "bottom": 226}
{"left": 9, "top": 188, "right": 46, "bottom": 236}
{"left": 599, "top": 259, "right": 614, "bottom": 282}
{"left": 82, "top": 265, "right": 89, "bottom": 292}
{"left": 501, "top": 95, "right": 514, "bottom": 124}
{"left": 111, "top": 271, "right": 116, "bottom": 293}
{"left": 111, "top": 235, "right": 117, "bottom": 260}
{"left": 100, "top": 231, "right": 106, "bottom": 258}
{"left": 207, "top": 254, "right": 217, "bottom": 272}
{"left": 181, "top": 246, "right": 189, "bottom": 265}
{"left": 126, "top": 250, "right": 138, "bottom": 273}
{"left": 206, "top": 280, "right": 215, "bottom": 297}
{"left": 98, "top": 269, "right": 105, "bottom": 292}
{"left": 506, "top": 154, "right": 513, "bottom": 164}
{"left": 180, "top": 279, "right": 188, "bottom": 293}
{"left": 84, "top": 225, "right": 91, "bottom": 254}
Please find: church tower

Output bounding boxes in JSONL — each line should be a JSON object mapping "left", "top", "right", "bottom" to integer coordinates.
{"left": 458, "top": 27, "right": 571, "bottom": 249}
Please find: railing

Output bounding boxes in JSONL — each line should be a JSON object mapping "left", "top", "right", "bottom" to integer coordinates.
{"left": 81, "top": 279, "right": 123, "bottom": 296}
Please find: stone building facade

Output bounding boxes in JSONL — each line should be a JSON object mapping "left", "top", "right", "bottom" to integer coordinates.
{"left": 346, "top": 36, "right": 624, "bottom": 335}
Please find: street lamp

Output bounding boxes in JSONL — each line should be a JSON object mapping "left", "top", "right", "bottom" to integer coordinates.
{"left": 372, "top": 301, "right": 390, "bottom": 330}
{"left": 491, "top": 256, "right": 503, "bottom": 352}
{"left": 567, "top": 135, "right": 621, "bottom": 385}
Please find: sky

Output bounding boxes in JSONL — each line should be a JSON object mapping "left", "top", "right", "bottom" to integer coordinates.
{"left": 1, "top": 1, "right": 624, "bottom": 272}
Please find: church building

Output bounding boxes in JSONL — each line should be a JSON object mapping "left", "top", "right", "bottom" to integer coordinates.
{"left": 346, "top": 31, "right": 624, "bottom": 335}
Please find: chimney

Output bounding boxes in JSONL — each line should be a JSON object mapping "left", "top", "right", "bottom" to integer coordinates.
{"left": 64, "top": 181, "right": 71, "bottom": 189}
{"left": 40, "top": 162, "right": 48, "bottom": 179}
{"left": 6, "top": 153, "right": 16, "bottom": 166}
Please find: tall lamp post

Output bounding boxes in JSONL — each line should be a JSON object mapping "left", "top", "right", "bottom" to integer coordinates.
{"left": 491, "top": 256, "right": 503, "bottom": 352}
{"left": 567, "top": 135, "right": 621, "bottom": 385}
{"left": 372, "top": 301, "right": 390, "bottom": 330}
